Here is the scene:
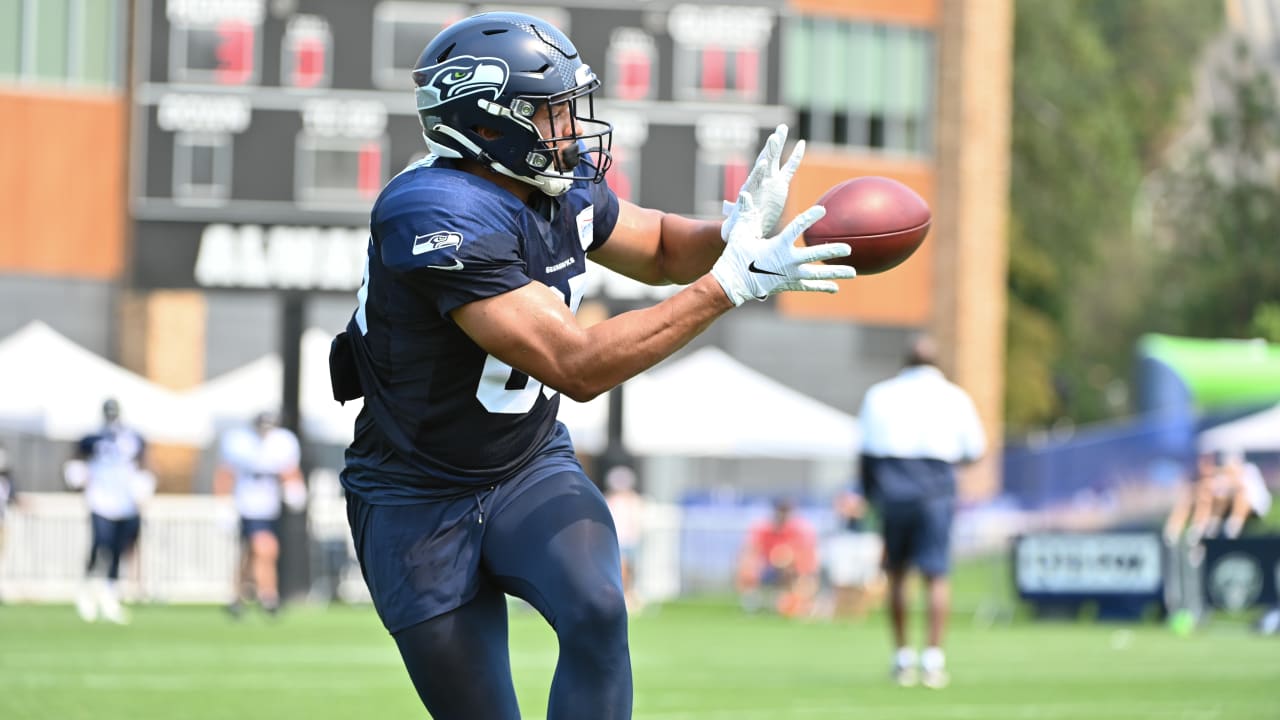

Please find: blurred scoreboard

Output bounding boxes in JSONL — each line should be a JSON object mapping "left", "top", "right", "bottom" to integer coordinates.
{"left": 128, "top": 0, "right": 789, "bottom": 293}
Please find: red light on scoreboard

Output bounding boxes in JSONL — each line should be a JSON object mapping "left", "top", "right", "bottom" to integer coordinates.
{"left": 721, "top": 160, "right": 747, "bottom": 204}
{"left": 283, "top": 15, "right": 332, "bottom": 89}
{"left": 291, "top": 38, "right": 326, "bottom": 88}
{"left": 358, "top": 143, "right": 382, "bottom": 198}
{"left": 214, "top": 21, "right": 254, "bottom": 85}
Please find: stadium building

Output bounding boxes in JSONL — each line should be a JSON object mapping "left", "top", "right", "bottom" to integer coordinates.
{"left": 0, "top": 0, "right": 1011, "bottom": 500}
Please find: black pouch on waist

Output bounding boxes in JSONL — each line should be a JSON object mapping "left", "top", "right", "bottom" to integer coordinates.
{"left": 329, "top": 331, "right": 364, "bottom": 403}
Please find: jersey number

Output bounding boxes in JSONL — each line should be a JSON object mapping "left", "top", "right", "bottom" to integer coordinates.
{"left": 477, "top": 274, "right": 588, "bottom": 414}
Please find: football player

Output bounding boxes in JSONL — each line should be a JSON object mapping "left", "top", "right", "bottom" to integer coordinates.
{"left": 213, "top": 411, "right": 306, "bottom": 617}
{"left": 64, "top": 398, "right": 154, "bottom": 624}
{"left": 333, "top": 11, "right": 855, "bottom": 719}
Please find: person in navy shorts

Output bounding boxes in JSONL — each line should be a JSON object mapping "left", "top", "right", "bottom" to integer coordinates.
{"left": 858, "top": 335, "right": 986, "bottom": 689}
{"left": 330, "top": 10, "right": 856, "bottom": 719}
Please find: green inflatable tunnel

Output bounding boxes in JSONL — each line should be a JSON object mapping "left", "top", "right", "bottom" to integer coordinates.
{"left": 1137, "top": 334, "right": 1280, "bottom": 415}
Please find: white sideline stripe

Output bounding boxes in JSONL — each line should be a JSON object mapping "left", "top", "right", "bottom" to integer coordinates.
{"left": 633, "top": 701, "right": 1226, "bottom": 720}
{"left": 1, "top": 673, "right": 410, "bottom": 692}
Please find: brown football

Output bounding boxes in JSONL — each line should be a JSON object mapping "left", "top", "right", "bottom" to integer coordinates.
{"left": 803, "top": 176, "right": 931, "bottom": 274}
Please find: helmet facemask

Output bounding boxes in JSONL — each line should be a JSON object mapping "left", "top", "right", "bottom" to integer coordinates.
{"left": 519, "top": 79, "right": 613, "bottom": 194}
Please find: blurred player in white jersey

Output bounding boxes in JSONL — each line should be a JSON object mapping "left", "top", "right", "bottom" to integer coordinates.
{"left": 0, "top": 443, "right": 18, "bottom": 602}
{"left": 64, "top": 398, "right": 155, "bottom": 624}
{"left": 214, "top": 411, "right": 306, "bottom": 617}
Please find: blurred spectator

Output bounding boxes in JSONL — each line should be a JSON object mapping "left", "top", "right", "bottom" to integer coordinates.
{"left": 823, "top": 486, "right": 885, "bottom": 619}
{"left": 736, "top": 497, "right": 819, "bottom": 618}
{"left": 858, "top": 334, "right": 985, "bottom": 688}
{"left": 1220, "top": 451, "right": 1272, "bottom": 539}
{"left": 1165, "top": 449, "right": 1274, "bottom": 629}
{"left": 0, "top": 443, "right": 17, "bottom": 601}
{"left": 1165, "top": 449, "right": 1271, "bottom": 545}
{"left": 213, "top": 411, "right": 305, "bottom": 618}
{"left": 63, "top": 398, "right": 155, "bottom": 624}
{"left": 834, "top": 486, "right": 868, "bottom": 533}
{"left": 604, "top": 465, "right": 646, "bottom": 613}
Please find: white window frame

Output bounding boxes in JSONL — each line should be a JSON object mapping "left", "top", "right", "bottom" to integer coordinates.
{"left": 169, "top": 18, "right": 261, "bottom": 86}
{"left": 295, "top": 134, "right": 388, "bottom": 208}
{"left": 370, "top": 2, "right": 465, "bottom": 90}
{"left": 173, "top": 131, "right": 233, "bottom": 205}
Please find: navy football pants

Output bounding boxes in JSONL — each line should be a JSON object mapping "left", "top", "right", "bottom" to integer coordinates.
{"left": 86, "top": 513, "right": 140, "bottom": 581}
{"left": 390, "top": 470, "right": 632, "bottom": 720}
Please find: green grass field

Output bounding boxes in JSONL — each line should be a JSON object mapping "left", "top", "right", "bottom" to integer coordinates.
{"left": 1, "top": 591, "right": 1275, "bottom": 720}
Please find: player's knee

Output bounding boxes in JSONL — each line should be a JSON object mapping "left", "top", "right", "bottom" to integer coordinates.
{"left": 557, "top": 583, "right": 628, "bottom": 648}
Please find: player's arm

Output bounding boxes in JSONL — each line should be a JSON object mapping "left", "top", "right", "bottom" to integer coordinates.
{"left": 279, "top": 434, "right": 307, "bottom": 511}
{"left": 212, "top": 461, "right": 235, "bottom": 496}
{"left": 63, "top": 436, "right": 93, "bottom": 490}
{"left": 455, "top": 273, "right": 732, "bottom": 402}
{"left": 591, "top": 124, "right": 806, "bottom": 286}
{"left": 1223, "top": 464, "right": 1252, "bottom": 538}
{"left": 456, "top": 195, "right": 851, "bottom": 402}
{"left": 589, "top": 201, "right": 725, "bottom": 285}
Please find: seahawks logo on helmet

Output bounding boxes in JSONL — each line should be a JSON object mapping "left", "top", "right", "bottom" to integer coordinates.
{"left": 414, "top": 55, "right": 510, "bottom": 108}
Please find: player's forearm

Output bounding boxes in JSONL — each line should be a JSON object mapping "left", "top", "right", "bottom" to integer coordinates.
{"left": 653, "top": 213, "right": 727, "bottom": 285}
{"left": 212, "top": 466, "right": 233, "bottom": 495}
{"left": 557, "top": 276, "right": 732, "bottom": 401}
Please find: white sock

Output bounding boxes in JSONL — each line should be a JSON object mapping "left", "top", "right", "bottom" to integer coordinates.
{"left": 921, "top": 647, "right": 946, "bottom": 672}
{"left": 895, "top": 647, "right": 918, "bottom": 669}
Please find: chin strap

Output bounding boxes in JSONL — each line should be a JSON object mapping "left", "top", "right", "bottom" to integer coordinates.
{"left": 425, "top": 125, "right": 574, "bottom": 197}
{"left": 490, "top": 163, "right": 574, "bottom": 196}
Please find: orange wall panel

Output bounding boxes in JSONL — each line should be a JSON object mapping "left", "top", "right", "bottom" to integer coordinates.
{"left": 788, "top": 0, "right": 939, "bottom": 27}
{"left": 0, "top": 90, "right": 127, "bottom": 279}
{"left": 779, "top": 152, "right": 935, "bottom": 326}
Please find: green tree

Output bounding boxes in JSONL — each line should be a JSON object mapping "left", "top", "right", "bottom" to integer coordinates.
{"left": 1006, "top": 0, "right": 1222, "bottom": 432}
{"left": 1152, "top": 42, "right": 1280, "bottom": 341}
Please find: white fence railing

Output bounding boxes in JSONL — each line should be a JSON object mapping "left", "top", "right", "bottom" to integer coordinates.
{"left": 1, "top": 493, "right": 239, "bottom": 603}
{"left": 1, "top": 488, "right": 888, "bottom": 605}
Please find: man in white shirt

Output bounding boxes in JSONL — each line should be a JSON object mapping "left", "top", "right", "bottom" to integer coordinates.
{"left": 64, "top": 398, "right": 155, "bottom": 624}
{"left": 214, "top": 411, "right": 306, "bottom": 617}
{"left": 858, "top": 335, "right": 986, "bottom": 689}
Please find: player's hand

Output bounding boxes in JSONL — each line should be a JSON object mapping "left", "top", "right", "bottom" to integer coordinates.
{"left": 1224, "top": 516, "right": 1244, "bottom": 539}
{"left": 721, "top": 124, "right": 805, "bottom": 242}
{"left": 283, "top": 480, "right": 308, "bottom": 512}
{"left": 711, "top": 192, "right": 855, "bottom": 306}
{"left": 63, "top": 460, "right": 89, "bottom": 490}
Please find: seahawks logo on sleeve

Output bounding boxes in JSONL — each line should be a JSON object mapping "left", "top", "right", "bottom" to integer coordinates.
{"left": 412, "top": 231, "right": 466, "bottom": 270}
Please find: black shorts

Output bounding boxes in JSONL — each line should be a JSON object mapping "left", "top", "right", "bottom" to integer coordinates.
{"left": 240, "top": 517, "right": 279, "bottom": 540}
{"left": 346, "top": 452, "right": 586, "bottom": 634}
{"left": 879, "top": 497, "right": 954, "bottom": 577}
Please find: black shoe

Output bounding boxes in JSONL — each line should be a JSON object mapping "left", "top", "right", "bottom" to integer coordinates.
{"left": 224, "top": 600, "right": 244, "bottom": 620}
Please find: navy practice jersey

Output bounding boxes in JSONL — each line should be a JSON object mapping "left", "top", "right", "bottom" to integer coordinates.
{"left": 342, "top": 156, "right": 619, "bottom": 503}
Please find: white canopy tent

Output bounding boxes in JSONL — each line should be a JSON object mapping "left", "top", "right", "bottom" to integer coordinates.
{"left": 1199, "top": 403, "right": 1280, "bottom": 453}
{"left": 180, "top": 327, "right": 362, "bottom": 446}
{"left": 0, "top": 323, "right": 855, "bottom": 458}
{"left": 0, "top": 321, "right": 208, "bottom": 444}
{"left": 558, "top": 346, "right": 858, "bottom": 459}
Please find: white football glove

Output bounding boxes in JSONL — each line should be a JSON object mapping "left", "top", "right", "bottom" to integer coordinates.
{"left": 711, "top": 191, "right": 856, "bottom": 306}
{"left": 722, "top": 124, "right": 806, "bottom": 242}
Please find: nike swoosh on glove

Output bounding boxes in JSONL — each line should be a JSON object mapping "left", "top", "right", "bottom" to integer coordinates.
{"left": 711, "top": 191, "right": 856, "bottom": 307}
{"left": 721, "top": 124, "right": 806, "bottom": 242}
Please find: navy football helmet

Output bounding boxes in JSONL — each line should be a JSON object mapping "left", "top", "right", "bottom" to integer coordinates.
{"left": 412, "top": 12, "right": 612, "bottom": 196}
